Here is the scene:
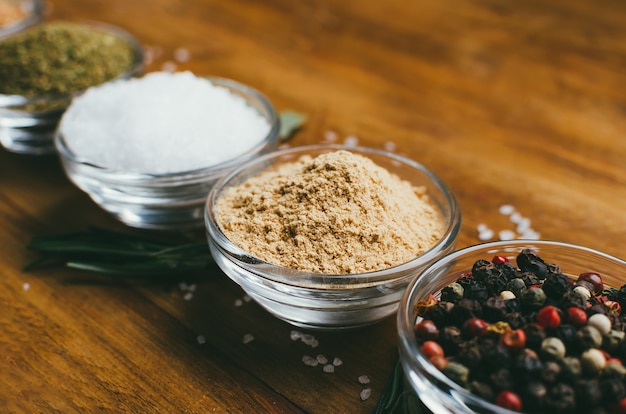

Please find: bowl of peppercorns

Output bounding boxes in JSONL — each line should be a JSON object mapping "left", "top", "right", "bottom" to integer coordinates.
{"left": 397, "top": 240, "right": 626, "bottom": 413}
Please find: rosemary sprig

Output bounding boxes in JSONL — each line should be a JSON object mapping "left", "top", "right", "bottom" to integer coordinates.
{"left": 373, "top": 359, "right": 427, "bottom": 414}
{"left": 25, "top": 226, "right": 214, "bottom": 278}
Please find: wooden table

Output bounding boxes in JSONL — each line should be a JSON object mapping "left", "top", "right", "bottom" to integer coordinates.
{"left": 2, "top": 0, "right": 626, "bottom": 412}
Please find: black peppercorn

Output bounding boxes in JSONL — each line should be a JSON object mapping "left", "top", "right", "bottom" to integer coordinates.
{"left": 524, "top": 323, "right": 547, "bottom": 351}
{"left": 468, "top": 381, "right": 494, "bottom": 402}
{"left": 513, "top": 351, "right": 543, "bottom": 381}
{"left": 542, "top": 273, "right": 573, "bottom": 301}
{"left": 482, "top": 297, "right": 508, "bottom": 323}
{"left": 439, "top": 326, "right": 463, "bottom": 355}
{"left": 574, "top": 379, "right": 602, "bottom": 408}
{"left": 517, "top": 249, "right": 548, "bottom": 279}
{"left": 490, "top": 368, "right": 514, "bottom": 391}
{"left": 440, "top": 282, "right": 464, "bottom": 303}
{"left": 505, "top": 311, "right": 527, "bottom": 330}
{"left": 521, "top": 271, "right": 542, "bottom": 287}
{"left": 495, "top": 261, "right": 521, "bottom": 281}
{"left": 423, "top": 301, "right": 454, "bottom": 326}
{"left": 451, "top": 298, "right": 483, "bottom": 325}
{"left": 599, "top": 376, "right": 625, "bottom": 404}
{"left": 555, "top": 324, "right": 580, "bottom": 352}
{"left": 560, "top": 289, "right": 588, "bottom": 310}
{"left": 507, "top": 278, "right": 527, "bottom": 298}
{"left": 481, "top": 343, "right": 511, "bottom": 372}
{"left": 457, "top": 340, "right": 483, "bottom": 371}
{"left": 462, "top": 280, "right": 489, "bottom": 302}
{"left": 541, "top": 361, "right": 561, "bottom": 383}
{"left": 544, "top": 382, "right": 576, "bottom": 413}
{"left": 520, "top": 381, "right": 547, "bottom": 412}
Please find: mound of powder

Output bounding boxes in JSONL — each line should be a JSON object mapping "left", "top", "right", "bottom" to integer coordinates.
{"left": 59, "top": 71, "right": 271, "bottom": 174}
{"left": 216, "top": 150, "right": 445, "bottom": 274}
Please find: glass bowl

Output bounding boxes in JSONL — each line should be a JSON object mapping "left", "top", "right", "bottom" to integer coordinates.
{"left": 56, "top": 77, "right": 280, "bottom": 230}
{"left": 0, "top": 21, "right": 144, "bottom": 155}
{"left": 205, "top": 144, "right": 461, "bottom": 330}
{"left": 397, "top": 240, "right": 626, "bottom": 413}
{"left": 0, "top": 0, "right": 43, "bottom": 39}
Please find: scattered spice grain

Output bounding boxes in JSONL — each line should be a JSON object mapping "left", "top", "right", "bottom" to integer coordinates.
{"left": 216, "top": 150, "right": 444, "bottom": 274}
{"left": 0, "top": 21, "right": 137, "bottom": 96}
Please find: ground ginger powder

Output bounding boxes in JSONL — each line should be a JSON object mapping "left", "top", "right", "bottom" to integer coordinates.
{"left": 216, "top": 150, "right": 445, "bottom": 274}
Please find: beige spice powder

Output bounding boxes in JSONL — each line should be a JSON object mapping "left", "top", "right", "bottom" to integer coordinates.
{"left": 216, "top": 150, "right": 445, "bottom": 275}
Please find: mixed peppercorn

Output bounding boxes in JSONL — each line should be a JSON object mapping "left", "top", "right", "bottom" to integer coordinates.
{"left": 413, "top": 249, "right": 626, "bottom": 413}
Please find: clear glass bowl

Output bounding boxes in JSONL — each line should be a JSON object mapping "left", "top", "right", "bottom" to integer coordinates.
{"left": 397, "top": 240, "right": 626, "bottom": 413}
{"left": 0, "top": 0, "right": 43, "bottom": 39}
{"left": 0, "top": 21, "right": 144, "bottom": 155}
{"left": 56, "top": 77, "right": 280, "bottom": 230}
{"left": 205, "top": 144, "right": 461, "bottom": 330}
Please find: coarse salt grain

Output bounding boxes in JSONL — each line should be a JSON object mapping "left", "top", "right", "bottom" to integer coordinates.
{"left": 22, "top": 282, "right": 30, "bottom": 291}
{"left": 290, "top": 330, "right": 303, "bottom": 341}
{"left": 360, "top": 388, "right": 372, "bottom": 401}
{"left": 174, "top": 47, "right": 191, "bottom": 63}
{"left": 316, "top": 354, "right": 328, "bottom": 364}
{"left": 343, "top": 135, "right": 359, "bottom": 146}
{"left": 383, "top": 141, "right": 397, "bottom": 152}
{"left": 358, "top": 375, "right": 370, "bottom": 384}
{"left": 324, "top": 130, "right": 338, "bottom": 142}
{"left": 243, "top": 333, "right": 254, "bottom": 344}
{"left": 498, "top": 229, "right": 516, "bottom": 241}
{"left": 60, "top": 71, "right": 271, "bottom": 174}
{"left": 332, "top": 357, "right": 343, "bottom": 366}
{"left": 478, "top": 228, "right": 494, "bottom": 241}
{"left": 234, "top": 299, "right": 243, "bottom": 307}
{"left": 323, "top": 364, "right": 335, "bottom": 373}
{"left": 183, "top": 292, "right": 193, "bottom": 301}
{"left": 243, "top": 294, "right": 252, "bottom": 303}
{"left": 197, "top": 335, "right": 206, "bottom": 344}
{"left": 499, "top": 204, "right": 515, "bottom": 215}
{"left": 302, "top": 355, "right": 318, "bottom": 366}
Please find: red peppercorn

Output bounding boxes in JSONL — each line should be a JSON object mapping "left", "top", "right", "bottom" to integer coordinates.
{"left": 500, "top": 329, "right": 526, "bottom": 351}
{"left": 463, "top": 317, "right": 489, "bottom": 338}
{"left": 420, "top": 340, "right": 444, "bottom": 359}
{"left": 492, "top": 255, "right": 509, "bottom": 265}
{"left": 413, "top": 320, "right": 440, "bottom": 340}
{"left": 537, "top": 305, "right": 561, "bottom": 329}
{"left": 578, "top": 272, "right": 603, "bottom": 294}
{"left": 496, "top": 390, "right": 522, "bottom": 412}
{"left": 429, "top": 355, "right": 448, "bottom": 369}
{"left": 566, "top": 307, "right": 588, "bottom": 327}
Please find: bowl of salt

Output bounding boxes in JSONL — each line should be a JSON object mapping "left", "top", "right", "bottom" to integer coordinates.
{"left": 55, "top": 71, "right": 280, "bottom": 230}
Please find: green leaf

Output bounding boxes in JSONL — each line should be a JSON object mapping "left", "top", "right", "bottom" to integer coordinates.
{"left": 279, "top": 110, "right": 306, "bottom": 141}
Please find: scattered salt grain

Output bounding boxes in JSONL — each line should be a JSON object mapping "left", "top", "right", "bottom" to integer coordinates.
{"left": 301, "top": 334, "right": 319, "bottom": 348}
{"left": 174, "top": 47, "right": 191, "bottom": 63}
{"left": 234, "top": 299, "right": 243, "bottom": 307}
{"left": 478, "top": 228, "right": 494, "bottom": 241}
{"left": 243, "top": 333, "right": 255, "bottom": 344}
{"left": 243, "top": 295, "right": 252, "bottom": 303}
{"left": 360, "top": 388, "right": 372, "bottom": 401}
{"left": 197, "top": 335, "right": 206, "bottom": 344}
{"left": 290, "top": 330, "right": 303, "bottom": 341}
{"left": 323, "top": 364, "right": 335, "bottom": 373}
{"left": 498, "top": 230, "right": 517, "bottom": 241}
{"left": 60, "top": 71, "right": 271, "bottom": 174}
{"left": 302, "top": 355, "right": 319, "bottom": 366}
{"left": 183, "top": 292, "right": 193, "bottom": 301}
{"left": 161, "top": 60, "right": 177, "bottom": 72}
{"left": 509, "top": 212, "right": 522, "bottom": 224}
{"left": 332, "top": 357, "right": 343, "bottom": 366}
{"left": 323, "top": 130, "right": 338, "bottom": 142}
{"left": 22, "top": 282, "right": 30, "bottom": 291}
{"left": 499, "top": 204, "right": 515, "bottom": 215}
{"left": 316, "top": 354, "right": 328, "bottom": 364}
{"left": 383, "top": 141, "right": 397, "bottom": 152}
{"left": 343, "top": 135, "right": 359, "bottom": 147}
{"left": 358, "top": 375, "right": 370, "bottom": 384}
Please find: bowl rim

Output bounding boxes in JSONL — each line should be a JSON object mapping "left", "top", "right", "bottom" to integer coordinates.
{"left": 0, "top": 19, "right": 145, "bottom": 108}
{"left": 205, "top": 143, "right": 461, "bottom": 286}
{"left": 397, "top": 239, "right": 626, "bottom": 413}
{"left": 54, "top": 75, "right": 281, "bottom": 181}
{"left": 0, "top": 0, "right": 44, "bottom": 40}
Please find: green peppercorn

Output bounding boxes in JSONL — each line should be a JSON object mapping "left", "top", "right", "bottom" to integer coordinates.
{"left": 603, "top": 330, "right": 625, "bottom": 352}
{"left": 441, "top": 282, "right": 464, "bottom": 303}
{"left": 522, "top": 287, "right": 547, "bottom": 309}
{"left": 560, "top": 356, "right": 582, "bottom": 379}
{"left": 442, "top": 362, "right": 470, "bottom": 386}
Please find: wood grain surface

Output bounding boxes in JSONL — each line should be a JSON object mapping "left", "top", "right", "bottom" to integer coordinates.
{"left": 2, "top": 0, "right": 626, "bottom": 412}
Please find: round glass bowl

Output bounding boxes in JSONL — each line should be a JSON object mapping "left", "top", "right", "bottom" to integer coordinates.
{"left": 0, "top": 0, "right": 43, "bottom": 39}
{"left": 0, "top": 21, "right": 144, "bottom": 155}
{"left": 397, "top": 240, "right": 626, "bottom": 414}
{"left": 56, "top": 77, "right": 280, "bottom": 230}
{"left": 205, "top": 144, "right": 461, "bottom": 330}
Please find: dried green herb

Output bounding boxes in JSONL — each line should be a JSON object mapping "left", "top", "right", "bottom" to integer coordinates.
{"left": 25, "top": 227, "right": 213, "bottom": 278}
{"left": 279, "top": 110, "right": 306, "bottom": 141}
{"left": 374, "top": 360, "right": 427, "bottom": 414}
{"left": 0, "top": 21, "right": 137, "bottom": 97}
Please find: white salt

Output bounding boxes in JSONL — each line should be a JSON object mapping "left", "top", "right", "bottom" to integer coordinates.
{"left": 344, "top": 135, "right": 359, "bottom": 147}
{"left": 332, "top": 357, "right": 343, "bottom": 366}
{"left": 243, "top": 295, "right": 252, "bottom": 303}
{"left": 23, "top": 282, "right": 30, "bottom": 291}
{"left": 197, "top": 335, "right": 206, "bottom": 344}
{"left": 302, "top": 355, "right": 318, "bottom": 366}
{"left": 323, "top": 364, "right": 335, "bottom": 373}
{"left": 60, "top": 71, "right": 271, "bottom": 174}
{"left": 323, "top": 130, "right": 338, "bottom": 142}
{"left": 499, "top": 204, "right": 515, "bottom": 215}
{"left": 290, "top": 330, "right": 303, "bottom": 341}
{"left": 174, "top": 47, "right": 191, "bottom": 63}
{"left": 498, "top": 230, "right": 517, "bottom": 241}
{"left": 360, "top": 388, "right": 372, "bottom": 401}
{"left": 478, "top": 228, "right": 494, "bottom": 241}
{"left": 183, "top": 292, "right": 193, "bottom": 301}
{"left": 234, "top": 299, "right": 243, "bottom": 307}
{"left": 316, "top": 354, "right": 328, "bottom": 364}
{"left": 383, "top": 141, "right": 397, "bottom": 152}
{"left": 358, "top": 375, "right": 370, "bottom": 384}
{"left": 243, "top": 333, "right": 255, "bottom": 344}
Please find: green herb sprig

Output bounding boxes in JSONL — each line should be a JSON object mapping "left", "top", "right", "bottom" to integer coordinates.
{"left": 374, "top": 359, "right": 427, "bottom": 414}
{"left": 25, "top": 227, "right": 213, "bottom": 278}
